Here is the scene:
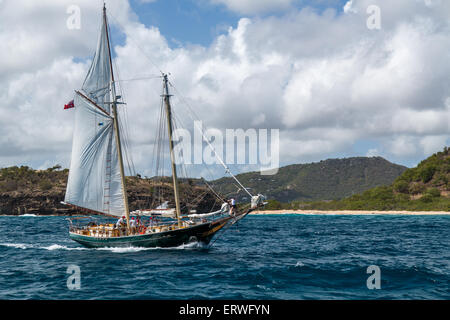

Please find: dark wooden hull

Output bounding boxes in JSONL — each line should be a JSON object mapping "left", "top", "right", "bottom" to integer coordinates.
{"left": 69, "top": 216, "right": 232, "bottom": 248}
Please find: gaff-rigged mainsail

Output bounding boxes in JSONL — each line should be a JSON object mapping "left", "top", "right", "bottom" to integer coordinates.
{"left": 64, "top": 8, "right": 126, "bottom": 218}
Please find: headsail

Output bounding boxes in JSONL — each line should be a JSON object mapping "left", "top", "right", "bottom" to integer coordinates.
{"left": 81, "top": 10, "right": 112, "bottom": 114}
{"left": 65, "top": 8, "right": 126, "bottom": 217}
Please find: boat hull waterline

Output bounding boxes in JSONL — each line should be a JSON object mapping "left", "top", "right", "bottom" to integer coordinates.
{"left": 69, "top": 217, "right": 231, "bottom": 248}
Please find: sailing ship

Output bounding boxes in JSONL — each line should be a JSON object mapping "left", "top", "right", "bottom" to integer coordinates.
{"left": 64, "top": 5, "right": 265, "bottom": 248}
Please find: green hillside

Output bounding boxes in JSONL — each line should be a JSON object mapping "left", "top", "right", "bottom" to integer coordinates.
{"left": 0, "top": 166, "right": 217, "bottom": 215}
{"left": 212, "top": 157, "right": 407, "bottom": 202}
{"left": 288, "top": 147, "right": 450, "bottom": 211}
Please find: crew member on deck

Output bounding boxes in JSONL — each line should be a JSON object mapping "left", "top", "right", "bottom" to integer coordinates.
{"left": 130, "top": 217, "right": 137, "bottom": 234}
{"left": 116, "top": 216, "right": 126, "bottom": 228}
{"left": 136, "top": 216, "right": 141, "bottom": 227}
{"left": 230, "top": 198, "right": 237, "bottom": 217}
{"left": 115, "top": 216, "right": 126, "bottom": 236}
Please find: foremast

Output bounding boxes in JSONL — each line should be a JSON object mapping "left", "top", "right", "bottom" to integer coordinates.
{"left": 103, "top": 4, "right": 131, "bottom": 230}
{"left": 163, "top": 74, "right": 182, "bottom": 228}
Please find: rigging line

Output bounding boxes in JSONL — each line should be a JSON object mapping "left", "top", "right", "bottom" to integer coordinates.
{"left": 209, "top": 197, "right": 219, "bottom": 213}
{"left": 107, "top": 12, "right": 164, "bottom": 75}
{"left": 114, "top": 65, "right": 166, "bottom": 181}
{"left": 207, "top": 218, "right": 236, "bottom": 249}
{"left": 117, "top": 110, "right": 135, "bottom": 177}
{"left": 170, "top": 114, "right": 191, "bottom": 181}
{"left": 148, "top": 82, "right": 171, "bottom": 209}
{"left": 167, "top": 81, "right": 253, "bottom": 198}
{"left": 171, "top": 113, "right": 227, "bottom": 204}
{"left": 201, "top": 177, "right": 226, "bottom": 203}
{"left": 151, "top": 110, "right": 162, "bottom": 208}
{"left": 169, "top": 104, "right": 191, "bottom": 176}
{"left": 150, "top": 103, "right": 161, "bottom": 179}
{"left": 118, "top": 116, "right": 136, "bottom": 176}
{"left": 152, "top": 89, "right": 169, "bottom": 209}
{"left": 169, "top": 113, "right": 217, "bottom": 214}
{"left": 151, "top": 87, "right": 165, "bottom": 176}
{"left": 158, "top": 87, "right": 167, "bottom": 176}
{"left": 114, "top": 97, "right": 135, "bottom": 176}
{"left": 163, "top": 93, "right": 194, "bottom": 210}
{"left": 169, "top": 98, "right": 225, "bottom": 188}
{"left": 152, "top": 81, "right": 172, "bottom": 176}
{"left": 190, "top": 190, "right": 209, "bottom": 206}
{"left": 116, "top": 96, "right": 134, "bottom": 178}
{"left": 119, "top": 115, "right": 135, "bottom": 175}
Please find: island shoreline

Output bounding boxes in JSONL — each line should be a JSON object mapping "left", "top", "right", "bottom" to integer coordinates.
{"left": 249, "top": 210, "right": 450, "bottom": 215}
{"left": 0, "top": 210, "right": 448, "bottom": 217}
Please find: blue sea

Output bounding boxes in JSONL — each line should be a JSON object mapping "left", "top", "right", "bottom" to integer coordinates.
{"left": 0, "top": 214, "right": 448, "bottom": 300}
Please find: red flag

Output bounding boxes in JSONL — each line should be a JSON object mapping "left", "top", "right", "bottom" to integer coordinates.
{"left": 64, "top": 100, "right": 74, "bottom": 110}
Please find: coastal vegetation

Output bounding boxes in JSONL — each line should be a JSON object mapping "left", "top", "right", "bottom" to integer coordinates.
{"left": 264, "top": 147, "right": 450, "bottom": 211}
{"left": 0, "top": 166, "right": 217, "bottom": 215}
{"left": 1, "top": 148, "right": 448, "bottom": 214}
{"left": 212, "top": 156, "right": 406, "bottom": 202}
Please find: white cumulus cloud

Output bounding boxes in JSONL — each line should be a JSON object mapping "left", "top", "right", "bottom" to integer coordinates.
{"left": 0, "top": 0, "right": 449, "bottom": 177}
{"left": 211, "top": 0, "right": 296, "bottom": 15}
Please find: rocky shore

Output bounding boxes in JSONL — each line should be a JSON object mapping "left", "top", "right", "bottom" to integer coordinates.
{"left": 0, "top": 167, "right": 218, "bottom": 216}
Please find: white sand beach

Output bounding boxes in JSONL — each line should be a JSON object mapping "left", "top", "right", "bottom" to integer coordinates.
{"left": 250, "top": 210, "right": 450, "bottom": 215}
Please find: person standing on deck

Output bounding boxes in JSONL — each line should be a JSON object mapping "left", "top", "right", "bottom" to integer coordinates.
{"left": 130, "top": 217, "right": 137, "bottom": 234}
{"left": 230, "top": 198, "right": 237, "bottom": 217}
{"left": 116, "top": 216, "right": 126, "bottom": 228}
{"left": 136, "top": 216, "right": 141, "bottom": 227}
{"left": 116, "top": 216, "right": 126, "bottom": 236}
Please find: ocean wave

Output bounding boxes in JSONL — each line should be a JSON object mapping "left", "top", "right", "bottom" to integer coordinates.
{"left": 0, "top": 241, "right": 208, "bottom": 252}
{"left": 97, "top": 246, "right": 156, "bottom": 253}
{"left": 0, "top": 243, "right": 86, "bottom": 251}
{"left": 0, "top": 242, "right": 33, "bottom": 249}
{"left": 41, "top": 244, "right": 87, "bottom": 251}
{"left": 295, "top": 261, "right": 305, "bottom": 268}
{"left": 95, "top": 241, "right": 208, "bottom": 253}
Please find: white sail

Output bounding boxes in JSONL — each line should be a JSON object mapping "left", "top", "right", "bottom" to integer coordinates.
{"left": 65, "top": 93, "right": 125, "bottom": 217}
{"left": 81, "top": 11, "right": 112, "bottom": 114}
{"left": 65, "top": 9, "right": 126, "bottom": 217}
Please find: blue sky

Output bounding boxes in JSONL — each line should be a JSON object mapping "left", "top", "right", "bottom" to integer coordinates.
{"left": 128, "top": 0, "right": 349, "bottom": 47}
{"left": 129, "top": 0, "right": 238, "bottom": 47}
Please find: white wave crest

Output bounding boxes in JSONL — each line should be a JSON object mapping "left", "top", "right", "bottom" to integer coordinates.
{"left": 0, "top": 243, "right": 33, "bottom": 249}
{"left": 41, "top": 244, "right": 87, "bottom": 251}
{"left": 0, "top": 243, "right": 88, "bottom": 251}
{"left": 295, "top": 261, "right": 305, "bottom": 267}
{"left": 94, "top": 241, "right": 208, "bottom": 253}
{"left": 97, "top": 246, "right": 155, "bottom": 253}
{"left": 1, "top": 241, "right": 208, "bottom": 252}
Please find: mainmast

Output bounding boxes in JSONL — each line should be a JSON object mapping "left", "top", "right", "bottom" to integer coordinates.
{"left": 103, "top": 4, "right": 131, "bottom": 230}
{"left": 163, "top": 74, "right": 182, "bottom": 228}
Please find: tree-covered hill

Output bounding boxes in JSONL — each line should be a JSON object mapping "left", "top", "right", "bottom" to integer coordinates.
{"left": 212, "top": 157, "right": 407, "bottom": 202}
{"left": 284, "top": 147, "right": 450, "bottom": 211}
